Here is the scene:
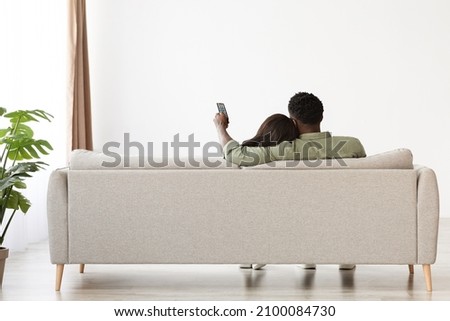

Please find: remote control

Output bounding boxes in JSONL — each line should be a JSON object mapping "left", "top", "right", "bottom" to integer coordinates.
{"left": 216, "top": 103, "right": 228, "bottom": 117}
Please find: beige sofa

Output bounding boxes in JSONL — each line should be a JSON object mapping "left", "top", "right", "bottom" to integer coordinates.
{"left": 47, "top": 149, "right": 439, "bottom": 291}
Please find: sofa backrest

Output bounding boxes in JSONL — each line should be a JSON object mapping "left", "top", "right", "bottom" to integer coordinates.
{"left": 70, "top": 148, "right": 413, "bottom": 170}
{"left": 65, "top": 168, "right": 418, "bottom": 264}
{"left": 244, "top": 148, "right": 414, "bottom": 170}
{"left": 69, "top": 149, "right": 239, "bottom": 170}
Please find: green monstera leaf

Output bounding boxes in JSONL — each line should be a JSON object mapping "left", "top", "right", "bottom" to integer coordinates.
{"left": 0, "top": 108, "right": 53, "bottom": 246}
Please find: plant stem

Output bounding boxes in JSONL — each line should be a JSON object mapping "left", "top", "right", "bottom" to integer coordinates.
{"left": 1, "top": 115, "right": 21, "bottom": 179}
{"left": 0, "top": 145, "right": 7, "bottom": 167}
{"left": 0, "top": 209, "right": 16, "bottom": 247}
{"left": 0, "top": 145, "right": 11, "bottom": 180}
{"left": 10, "top": 148, "right": 19, "bottom": 169}
{"left": 0, "top": 186, "right": 14, "bottom": 226}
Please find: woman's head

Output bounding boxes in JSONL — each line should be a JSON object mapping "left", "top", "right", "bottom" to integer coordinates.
{"left": 242, "top": 113, "right": 299, "bottom": 147}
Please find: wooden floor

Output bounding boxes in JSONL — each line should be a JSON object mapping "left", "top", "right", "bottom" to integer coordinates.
{"left": 1, "top": 219, "right": 449, "bottom": 301}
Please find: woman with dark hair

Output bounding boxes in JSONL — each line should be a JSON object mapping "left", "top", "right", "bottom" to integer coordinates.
{"left": 241, "top": 113, "right": 299, "bottom": 147}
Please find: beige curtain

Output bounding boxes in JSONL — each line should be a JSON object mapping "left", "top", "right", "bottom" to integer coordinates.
{"left": 68, "top": 0, "right": 93, "bottom": 151}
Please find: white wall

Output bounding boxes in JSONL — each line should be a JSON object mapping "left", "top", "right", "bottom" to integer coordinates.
{"left": 87, "top": 0, "right": 450, "bottom": 217}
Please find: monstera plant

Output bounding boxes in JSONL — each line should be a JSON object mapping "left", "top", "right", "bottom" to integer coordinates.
{"left": 0, "top": 107, "right": 53, "bottom": 286}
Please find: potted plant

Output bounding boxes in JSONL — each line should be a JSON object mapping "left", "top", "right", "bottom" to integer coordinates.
{"left": 0, "top": 107, "right": 53, "bottom": 287}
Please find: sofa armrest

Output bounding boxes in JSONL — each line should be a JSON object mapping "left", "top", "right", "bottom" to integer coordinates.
{"left": 416, "top": 165, "right": 440, "bottom": 264}
{"left": 47, "top": 168, "right": 69, "bottom": 264}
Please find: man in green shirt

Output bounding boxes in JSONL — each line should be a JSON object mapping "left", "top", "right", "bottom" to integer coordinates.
{"left": 214, "top": 92, "right": 366, "bottom": 167}
{"left": 213, "top": 92, "right": 366, "bottom": 270}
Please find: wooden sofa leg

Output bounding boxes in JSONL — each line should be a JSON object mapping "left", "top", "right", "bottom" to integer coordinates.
{"left": 80, "top": 264, "right": 85, "bottom": 274}
{"left": 408, "top": 265, "right": 414, "bottom": 274}
{"left": 56, "top": 264, "right": 64, "bottom": 291}
{"left": 422, "top": 264, "right": 432, "bottom": 292}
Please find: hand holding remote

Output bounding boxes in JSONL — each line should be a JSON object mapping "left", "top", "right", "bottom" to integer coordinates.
{"left": 214, "top": 103, "right": 233, "bottom": 146}
{"left": 213, "top": 112, "right": 228, "bottom": 129}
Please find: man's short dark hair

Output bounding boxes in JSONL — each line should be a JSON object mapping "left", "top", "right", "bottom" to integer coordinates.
{"left": 288, "top": 92, "right": 324, "bottom": 124}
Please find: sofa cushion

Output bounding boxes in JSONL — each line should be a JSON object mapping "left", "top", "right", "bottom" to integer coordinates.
{"left": 69, "top": 149, "right": 239, "bottom": 170}
{"left": 243, "top": 148, "right": 413, "bottom": 170}
{"left": 70, "top": 148, "right": 413, "bottom": 170}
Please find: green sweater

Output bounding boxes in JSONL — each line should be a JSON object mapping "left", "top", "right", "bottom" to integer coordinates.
{"left": 223, "top": 131, "right": 366, "bottom": 166}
